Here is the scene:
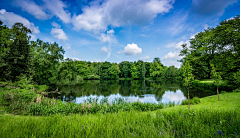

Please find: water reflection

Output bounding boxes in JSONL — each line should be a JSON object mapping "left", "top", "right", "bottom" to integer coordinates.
{"left": 49, "top": 80, "right": 215, "bottom": 104}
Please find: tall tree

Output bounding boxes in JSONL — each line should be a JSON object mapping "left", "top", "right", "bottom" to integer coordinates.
{"left": 5, "top": 23, "right": 32, "bottom": 81}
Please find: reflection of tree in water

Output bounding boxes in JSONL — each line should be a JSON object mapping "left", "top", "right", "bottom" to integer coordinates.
{"left": 54, "top": 80, "right": 216, "bottom": 103}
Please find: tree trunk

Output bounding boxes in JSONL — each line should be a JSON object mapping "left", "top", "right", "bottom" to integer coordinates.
{"left": 188, "top": 88, "right": 190, "bottom": 111}
{"left": 217, "top": 86, "right": 220, "bottom": 101}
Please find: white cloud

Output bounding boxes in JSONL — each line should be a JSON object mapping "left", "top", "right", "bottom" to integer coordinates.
{"left": 162, "top": 40, "right": 190, "bottom": 67}
{"left": 99, "top": 29, "right": 115, "bottom": 43}
{"left": 107, "top": 29, "right": 114, "bottom": 34}
{"left": 44, "top": 0, "right": 71, "bottom": 23}
{"left": 72, "top": 0, "right": 174, "bottom": 32}
{"left": 162, "top": 51, "right": 179, "bottom": 60}
{"left": 51, "top": 28, "right": 68, "bottom": 40}
{"left": 190, "top": 32, "right": 200, "bottom": 39}
{"left": 13, "top": 0, "right": 49, "bottom": 20}
{"left": 120, "top": 43, "right": 142, "bottom": 55}
{"left": 140, "top": 56, "right": 150, "bottom": 60}
{"left": 72, "top": 57, "right": 81, "bottom": 61}
{"left": 51, "top": 21, "right": 61, "bottom": 28}
{"left": 13, "top": 0, "right": 71, "bottom": 23}
{"left": 0, "top": 9, "right": 40, "bottom": 34}
{"left": 101, "top": 46, "right": 109, "bottom": 53}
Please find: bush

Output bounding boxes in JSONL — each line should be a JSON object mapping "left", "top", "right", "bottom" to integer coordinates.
{"left": 181, "top": 97, "right": 200, "bottom": 105}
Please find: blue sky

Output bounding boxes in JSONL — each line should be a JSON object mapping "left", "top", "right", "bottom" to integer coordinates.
{"left": 0, "top": 0, "right": 239, "bottom": 67}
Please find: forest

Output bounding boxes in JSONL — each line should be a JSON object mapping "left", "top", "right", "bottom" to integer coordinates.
{"left": 0, "top": 16, "right": 240, "bottom": 89}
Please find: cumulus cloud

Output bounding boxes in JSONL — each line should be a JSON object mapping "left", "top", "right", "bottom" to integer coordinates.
{"left": 50, "top": 21, "right": 68, "bottom": 40}
{"left": 101, "top": 46, "right": 109, "bottom": 53}
{"left": 51, "top": 28, "right": 68, "bottom": 40}
{"left": 13, "top": 0, "right": 49, "bottom": 20}
{"left": 13, "top": 0, "right": 71, "bottom": 23}
{"left": 190, "top": 0, "right": 238, "bottom": 16}
{"left": 162, "top": 51, "right": 180, "bottom": 60}
{"left": 119, "top": 43, "right": 142, "bottom": 55}
{"left": 0, "top": 9, "right": 40, "bottom": 34}
{"left": 72, "top": 0, "right": 174, "bottom": 32}
{"left": 162, "top": 40, "right": 190, "bottom": 67}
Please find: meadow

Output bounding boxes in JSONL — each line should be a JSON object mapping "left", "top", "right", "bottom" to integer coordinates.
{"left": 0, "top": 81, "right": 240, "bottom": 137}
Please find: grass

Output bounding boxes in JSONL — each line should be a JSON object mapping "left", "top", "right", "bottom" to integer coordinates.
{"left": 0, "top": 96, "right": 239, "bottom": 137}
{"left": 0, "top": 81, "right": 240, "bottom": 137}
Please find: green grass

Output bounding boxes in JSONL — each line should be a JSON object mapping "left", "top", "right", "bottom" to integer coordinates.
{"left": 0, "top": 81, "right": 240, "bottom": 137}
{"left": 0, "top": 100, "right": 239, "bottom": 137}
{"left": 198, "top": 79, "right": 214, "bottom": 83}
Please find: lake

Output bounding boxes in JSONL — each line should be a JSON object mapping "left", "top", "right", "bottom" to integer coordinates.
{"left": 49, "top": 80, "right": 216, "bottom": 104}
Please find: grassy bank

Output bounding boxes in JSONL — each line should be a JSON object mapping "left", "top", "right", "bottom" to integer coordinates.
{"left": 1, "top": 87, "right": 240, "bottom": 137}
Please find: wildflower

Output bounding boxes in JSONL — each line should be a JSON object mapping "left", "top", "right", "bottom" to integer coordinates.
{"left": 214, "top": 132, "right": 215, "bottom": 135}
{"left": 217, "top": 130, "right": 224, "bottom": 136}
{"left": 234, "top": 132, "right": 237, "bottom": 135}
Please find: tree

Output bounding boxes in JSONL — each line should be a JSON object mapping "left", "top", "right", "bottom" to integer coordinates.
{"left": 150, "top": 58, "right": 163, "bottom": 78}
{"left": 211, "top": 64, "right": 222, "bottom": 101}
{"left": 130, "top": 62, "right": 139, "bottom": 79}
{"left": 141, "top": 62, "right": 146, "bottom": 79}
{"left": 4, "top": 23, "right": 32, "bottom": 81}
{"left": 182, "top": 59, "right": 194, "bottom": 111}
{"left": 31, "top": 39, "right": 64, "bottom": 84}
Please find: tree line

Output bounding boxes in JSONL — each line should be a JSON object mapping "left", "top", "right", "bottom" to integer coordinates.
{"left": 1, "top": 15, "right": 239, "bottom": 87}
{"left": 0, "top": 20, "right": 182, "bottom": 85}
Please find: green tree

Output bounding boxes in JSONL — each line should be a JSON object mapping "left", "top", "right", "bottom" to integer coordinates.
{"left": 31, "top": 39, "right": 64, "bottom": 84}
{"left": 130, "top": 62, "right": 139, "bottom": 79}
{"left": 210, "top": 64, "right": 222, "bottom": 101}
{"left": 150, "top": 58, "right": 163, "bottom": 78}
{"left": 5, "top": 23, "right": 32, "bottom": 81}
{"left": 182, "top": 59, "right": 194, "bottom": 111}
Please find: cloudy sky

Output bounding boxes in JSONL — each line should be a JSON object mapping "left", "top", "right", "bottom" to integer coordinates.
{"left": 0, "top": 0, "right": 239, "bottom": 67}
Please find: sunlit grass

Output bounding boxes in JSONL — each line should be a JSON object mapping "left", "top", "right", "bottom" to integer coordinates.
{"left": 0, "top": 82, "right": 240, "bottom": 137}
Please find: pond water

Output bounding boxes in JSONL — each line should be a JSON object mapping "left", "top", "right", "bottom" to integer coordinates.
{"left": 49, "top": 80, "right": 216, "bottom": 104}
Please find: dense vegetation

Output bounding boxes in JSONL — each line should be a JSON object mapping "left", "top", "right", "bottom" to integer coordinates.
{"left": 179, "top": 16, "right": 240, "bottom": 89}
{"left": 1, "top": 91, "right": 239, "bottom": 137}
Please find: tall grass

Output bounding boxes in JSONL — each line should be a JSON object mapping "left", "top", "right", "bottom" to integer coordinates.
{"left": 0, "top": 87, "right": 166, "bottom": 116}
{"left": 0, "top": 108, "right": 239, "bottom": 137}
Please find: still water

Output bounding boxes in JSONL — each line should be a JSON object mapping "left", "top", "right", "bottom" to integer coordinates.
{"left": 49, "top": 80, "right": 215, "bottom": 104}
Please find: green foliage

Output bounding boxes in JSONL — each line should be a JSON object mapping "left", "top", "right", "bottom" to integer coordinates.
{"left": 150, "top": 58, "right": 164, "bottom": 78}
{"left": 179, "top": 16, "right": 240, "bottom": 88}
{"left": 181, "top": 97, "right": 200, "bottom": 105}
{"left": 211, "top": 64, "right": 222, "bottom": 86}
{"left": 182, "top": 59, "right": 194, "bottom": 88}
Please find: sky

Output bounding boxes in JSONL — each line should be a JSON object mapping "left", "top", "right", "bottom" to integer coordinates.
{"left": 0, "top": 0, "right": 239, "bottom": 68}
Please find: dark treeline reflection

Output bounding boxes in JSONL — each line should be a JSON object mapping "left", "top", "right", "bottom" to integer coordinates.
{"left": 49, "top": 80, "right": 215, "bottom": 103}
